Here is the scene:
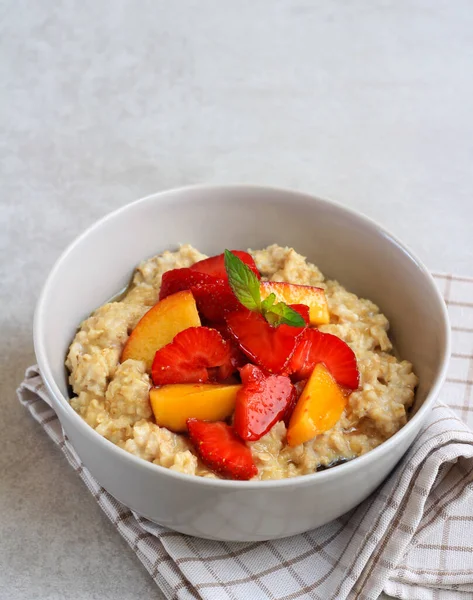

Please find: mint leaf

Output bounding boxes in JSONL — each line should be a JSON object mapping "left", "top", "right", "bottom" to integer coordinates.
{"left": 265, "top": 302, "right": 306, "bottom": 327}
{"left": 261, "top": 293, "right": 276, "bottom": 312}
{"left": 224, "top": 249, "right": 261, "bottom": 311}
{"left": 224, "top": 250, "right": 306, "bottom": 329}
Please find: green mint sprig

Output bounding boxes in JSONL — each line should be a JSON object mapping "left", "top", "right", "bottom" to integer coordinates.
{"left": 224, "top": 250, "right": 306, "bottom": 328}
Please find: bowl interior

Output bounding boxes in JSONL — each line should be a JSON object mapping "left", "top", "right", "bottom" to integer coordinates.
{"left": 36, "top": 186, "right": 448, "bottom": 419}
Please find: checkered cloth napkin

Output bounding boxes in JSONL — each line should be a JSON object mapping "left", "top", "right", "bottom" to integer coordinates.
{"left": 17, "top": 274, "right": 473, "bottom": 600}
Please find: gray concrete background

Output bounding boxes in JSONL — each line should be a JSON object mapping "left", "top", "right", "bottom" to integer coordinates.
{"left": 1, "top": 1, "right": 472, "bottom": 598}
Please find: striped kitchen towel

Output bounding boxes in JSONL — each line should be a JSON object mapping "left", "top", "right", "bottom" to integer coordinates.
{"left": 17, "top": 274, "right": 473, "bottom": 600}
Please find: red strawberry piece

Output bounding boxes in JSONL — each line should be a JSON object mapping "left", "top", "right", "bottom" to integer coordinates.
{"left": 187, "top": 419, "right": 258, "bottom": 480}
{"left": 190, "top": 251, "right": 261, "bottom": 279}
{"left": 225, "top": 310, "right": 306, "bottom": 374}
{"left": 212, "top": 325, "right": 248, "bottom": 381}
{"left": 190, "top": 280, "right": 242, "bottom": 324}
{"left": 159, "top": 268, "right": 218, "bottom": 300}
{"left": 287, "top": 328, "right": 359, "bottom": 389}
{"left": 151, "top": 327, "right": 231, "bottom": 385}
{"left": 289, "top": 304, "right": 310, "bottom": 324}
{"left": 234, "top": 364, "right": 297, "bottom": 441}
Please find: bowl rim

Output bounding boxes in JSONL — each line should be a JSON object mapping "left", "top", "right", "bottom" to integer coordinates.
{"left": 34, "top": 183, "right": 451, "bottom": 489}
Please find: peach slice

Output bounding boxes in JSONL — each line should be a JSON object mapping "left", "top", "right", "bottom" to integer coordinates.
{"left": 121, "top": 290, "right": 201, "bottom": 371}
{"left": 149, "top": 383, "right": 241, "bottom": 432}
{"left": 260, "top": 281, "right": 329, "bottom": 325}
{"left": 286, "top": 363, "right": 346, "bottom": 447}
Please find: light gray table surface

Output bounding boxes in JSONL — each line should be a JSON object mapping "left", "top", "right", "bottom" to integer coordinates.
{"left": 1, "top": 1, "right": 472, "bottom": 599}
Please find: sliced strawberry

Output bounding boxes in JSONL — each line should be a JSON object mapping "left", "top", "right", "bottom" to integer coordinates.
{"left": 289, "top": 304, "right": 310, "bottom": 324}
{"left": 190, "top": 280, "right": 242, "bottom": 324}
{"left": 226, "top": 310, "right": 306, "bottom": 374}
{"left": 187, "top": 419, "right": 258, "bottom": 480}
{"left": 190, "top": 251, "right": 261, "bottom": 279}
{"left": 151, "top": 327, "right": 231, "bottom": 385}
{"left": 159, "top": 268, "right": 218, "bottom": 300}
{"left": 212, "top": 324, "right": 248, "bottom": 380}
{"left": 287, "top": 328, "right": 359, "bottom": 389}
{"left": 234, "top": 364, "right": 297, "bottom": 441}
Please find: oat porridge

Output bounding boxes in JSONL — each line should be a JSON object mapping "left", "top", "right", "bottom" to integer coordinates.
{"left": 66, "top": 244, "right": 418, "bottom": 481}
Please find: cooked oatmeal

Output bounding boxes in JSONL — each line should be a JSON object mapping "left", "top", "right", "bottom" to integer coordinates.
{"left": 66, "top": 244, "right": 418, "bottom": 480}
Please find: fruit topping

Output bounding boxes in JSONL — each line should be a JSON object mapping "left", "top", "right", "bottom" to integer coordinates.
{"left": 149, "top": 383, "right": 241, "bottom": 432}
{"left": 287, "top": 363, "right": 347, "bottom": 447}
{"left": 137, "top": 249, "right": 360, "bottom": 479}
{"left": 212, "top": 324, "right": 248, "bottom": 380}
{"left": 287, "top": 328, "right": 359, "bottom": 389}
{"left": 151, "top": 326, "right": 231, "bottom": 385}
{"left": 159, "top": 268, "right": 217, "bottom": 301}
{"left": 190, "top": 251, "right": 260, "bottom": 279}
{"left": 288, "top": 303, "right": 310, "bottom": 324}
{"left": 224, "top": 250, "right": 306, "bottom": 328}
{"left": 226, "top": 310, "right": 306, "bottom": 374}
{"left": 260, "top": 281, "right": 330, "bottom": 326}
{"left": 121, "top": 290, "right": 201, "bottom": 371}
{"left": 187, "top": 419, "right": 258, "bottom": 480}
{"left": 233, "top": 364, "right": 297, "bottom": 441}
{"left": 190, "top": 280, "right": 241, "bottom": 324}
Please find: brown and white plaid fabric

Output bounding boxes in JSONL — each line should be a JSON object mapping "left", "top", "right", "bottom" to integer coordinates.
{"left": 17, "top": 274, "right": 473, "bottom": 600}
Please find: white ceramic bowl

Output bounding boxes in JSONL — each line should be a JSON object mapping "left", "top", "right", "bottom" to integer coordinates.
{"left": 34, "top": 185, "right": 450, "bottom": 541}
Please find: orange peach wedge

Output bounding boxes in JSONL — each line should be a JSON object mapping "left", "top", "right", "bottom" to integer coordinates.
{"left": 286, "top": 363, "right": 346, "bottom": 447}
{"left": 121, "top": 290, "right": 201, "bottom": 372}
{"left": 149, "top": 383, "right": 241, "bottom": 432}
{"left": 260, "top": 281, "right": 329, "bottom": 325}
